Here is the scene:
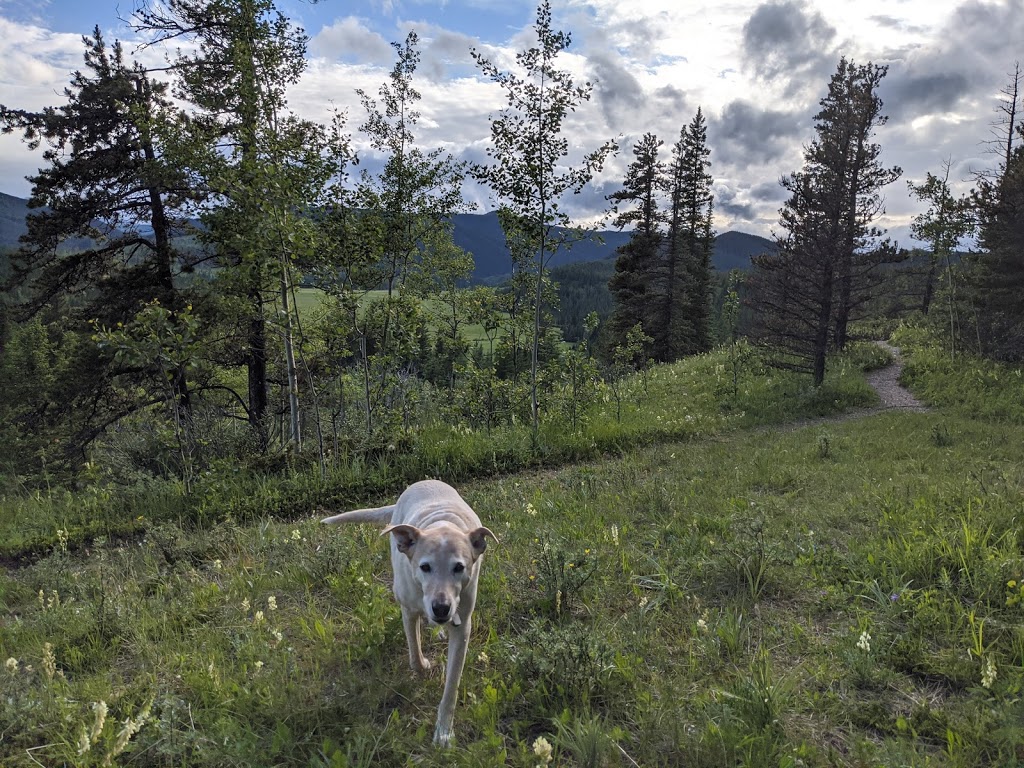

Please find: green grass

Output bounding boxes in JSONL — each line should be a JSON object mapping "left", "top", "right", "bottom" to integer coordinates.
{"left": 3, "top": 329, "right": 1023, "bottom": 766}
{"left": 293, "top": 287, "right": 501, "bottom": 345}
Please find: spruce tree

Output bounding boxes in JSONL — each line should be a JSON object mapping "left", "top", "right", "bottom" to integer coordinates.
{"left": 607, "top": 132, "right": 664, "bottom": 355}
{"left": 749, "top": 58, "right": 900, "bottom": 385}
{"left": 666, "top": 108, "right": 715, "bottom": 358}
{"left": 971, "top": 135, "right": 1024, "bottom": 360}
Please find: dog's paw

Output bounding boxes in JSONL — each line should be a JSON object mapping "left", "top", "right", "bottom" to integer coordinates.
{"left": 432, "top": 722, "right": 454, "bottom": 747}
{"left": 414, "top": 656, "right": 432, "bottom": 675}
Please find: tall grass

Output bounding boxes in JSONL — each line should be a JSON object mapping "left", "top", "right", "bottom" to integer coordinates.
{"left": 6, "top": 328, "right": 1020, "bottom": 766}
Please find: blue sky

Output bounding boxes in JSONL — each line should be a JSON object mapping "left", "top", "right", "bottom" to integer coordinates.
{"left": 2, "top": 0, "right": 1023, "bottom": 243}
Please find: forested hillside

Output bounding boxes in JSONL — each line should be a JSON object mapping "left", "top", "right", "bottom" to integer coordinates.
{"left": 0, "top": 192, "right": 772, "bottom": 282}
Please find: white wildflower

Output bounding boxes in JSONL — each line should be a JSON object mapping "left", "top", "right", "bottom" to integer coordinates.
{"left": 42, "top": 642, "right": 56, "bottom": 682}
{"left": 5, "top": 657, "right": 17, "bottom": 673}
{"left": 526, "top": 502, "right": 538, "bottom": 517}
{"left": 856, "top": 630, "right": 871, "bottom": 653}
{"left": 981, "top": 656, "right": 997, "bottom": 689}
{"left": 102, "top": 702, "right": 151, "bottom": 767}
{"left": 608, "top": 524, "right": 620, "bottom": 546}
{"left": 532, "top": 735, "right": 553, "bottom": 765}
{"left": 267, "top": 595, "right": 277, "bottom": 611}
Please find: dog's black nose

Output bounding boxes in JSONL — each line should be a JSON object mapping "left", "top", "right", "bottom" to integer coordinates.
{"left": 432, "top": 601, "right": 451, "bottom": 621}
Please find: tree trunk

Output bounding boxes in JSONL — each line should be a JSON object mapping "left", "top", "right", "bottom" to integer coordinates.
{"left": 247, "top": 284, "right": 269, "bottom": 450}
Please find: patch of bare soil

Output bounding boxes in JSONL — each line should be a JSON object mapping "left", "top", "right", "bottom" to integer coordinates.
{"left": 773, "top": 341, "right": 928, "bottom": 432}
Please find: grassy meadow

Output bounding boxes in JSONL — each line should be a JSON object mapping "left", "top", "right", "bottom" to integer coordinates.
{"left": 293, "top": 287, "right": 501, "bottom": 345}
{"left": 2, "top": 328, "right": 1023, "bottom": 767}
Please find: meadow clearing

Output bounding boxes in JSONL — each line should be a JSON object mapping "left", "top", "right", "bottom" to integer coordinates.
{"left": 1, "top": 325, "right": 1022, "bottom": 767}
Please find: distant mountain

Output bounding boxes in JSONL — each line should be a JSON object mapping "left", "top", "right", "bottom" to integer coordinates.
{"left": 712, "top": 230, "right": 777, "bottom": 270}
{"left": 0, "top": 192, "right": 30, "bottom": 247}
{"left": 452, "top": 211, "right": 633, "bottom": 282}
{"left": 0, "top": 192, "right": 777, "bottom": 278}
{"left": 454, "top": 212, "right": 777, "bottom": 282}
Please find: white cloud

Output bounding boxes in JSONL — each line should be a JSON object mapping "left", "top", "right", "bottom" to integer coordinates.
{"left": 1, "top": 0, "right": 1021, "bottom": 241}
{"left": 309, "top": 17, "right": 394, "bottom": 64}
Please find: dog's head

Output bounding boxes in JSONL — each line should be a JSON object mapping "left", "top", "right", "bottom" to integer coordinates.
{"left": 382, "top": 522, "right": 497, "bottom": 625}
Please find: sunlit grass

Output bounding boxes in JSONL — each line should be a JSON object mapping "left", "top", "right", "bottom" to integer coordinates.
{"left": 4, "top": 325, "right": 1022, "bottom": 765}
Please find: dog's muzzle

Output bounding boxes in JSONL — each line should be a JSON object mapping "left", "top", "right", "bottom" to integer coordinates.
{"left": 431, "top": 600, "right": 451, "bottom": 623}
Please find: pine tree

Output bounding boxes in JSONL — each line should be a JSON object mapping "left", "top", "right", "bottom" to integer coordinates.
{"left": 607, "top": 132, "right": 664, "bottom": 355}
{"left": 666, "top": 108, "right": 715, "bottom": 357}
{"left": 971, "top": 135, "right": 1024, "bottom": 360}
{"left": 1, "top": 27, "right": 190, "bottom": 327}
{"left": 1, "top": 28, "right": 200, "bottom": 461}
{"left": 749, "top": 58, "right": 901, "bottom": 385}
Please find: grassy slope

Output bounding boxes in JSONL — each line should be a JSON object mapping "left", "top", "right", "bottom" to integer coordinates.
{"left": 1, "top": 335, "right": 1023, "bottom": 767}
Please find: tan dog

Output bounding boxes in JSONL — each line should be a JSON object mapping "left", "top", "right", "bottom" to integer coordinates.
{"left": 322, "top": 479, "right": 497, "bottom": 746}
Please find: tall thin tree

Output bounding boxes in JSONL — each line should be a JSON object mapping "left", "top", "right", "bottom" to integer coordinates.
{"left": 749, "top": 58, "right": 900, "bottom": 385}
{"left": 607, "top": 132, "right": 665, "bottom": 354}
{"left": 471, "top": 0, "right": 616, "bottom": 430}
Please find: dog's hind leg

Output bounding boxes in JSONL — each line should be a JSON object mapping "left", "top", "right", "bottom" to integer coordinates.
{"left": 401, "top": 606, "right": 430, "bottom": 674}
{"left": 433, "top": 617, "right": 471, "bottom": 746}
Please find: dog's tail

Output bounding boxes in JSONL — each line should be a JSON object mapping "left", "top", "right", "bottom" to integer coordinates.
{"left": 321, "top": 505, "right": 395, "bottom": 526}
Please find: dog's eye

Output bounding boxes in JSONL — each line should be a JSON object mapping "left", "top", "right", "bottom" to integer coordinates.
{"left": 453, "top": 562, "right": 465, "bottom": 574}
{"left": 419, "top": 563, "right": 431, "bottom": 573}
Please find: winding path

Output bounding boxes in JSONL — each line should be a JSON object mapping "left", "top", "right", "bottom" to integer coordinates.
{"left": 864, "top": 341, "right": 928, "bottom": 411}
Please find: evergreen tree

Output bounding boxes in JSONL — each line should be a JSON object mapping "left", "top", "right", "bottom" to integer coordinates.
{"left": 471, "top": 0, "right": 617, "bottom": 430}
{"left": 971, "top": 133, "right": 1024, "bottom": 361}
{"left": 666, "top": 108, "right": 715, "bottom": 357}
{"left": 1, "top": 27, "right": 191, "bottom": 330}
{"left": 131, "top": 0, "right": 316, "bottom": 449}
{"left": 607, "top": 132, "right": 664, "bottom": 354}
{"left": 0, "top": 28, "right": 201, "bottom": 463}
{"left": 749, "top": 58, "right": 901, "bottom": 385}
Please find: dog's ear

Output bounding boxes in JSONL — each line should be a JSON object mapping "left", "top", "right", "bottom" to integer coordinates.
{"left": 468, "top": 527, "right": 498, "bottom": 558}
{"left": 382, "top": 524, "right": 420, "bottom": 555}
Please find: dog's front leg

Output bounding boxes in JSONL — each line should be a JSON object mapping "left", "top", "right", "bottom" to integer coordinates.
{"left": 401, "top": 606, "right": 430, "bottom": 674}
{"left": 433, "top": 616, "right": 471, "bottom": 746}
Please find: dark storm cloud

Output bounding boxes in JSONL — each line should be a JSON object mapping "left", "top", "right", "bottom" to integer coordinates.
{"left": 589, "top": 50, "right": 648, "bottom": 126}
{"left": 711, "top": 99, "right": 805, "bottom": 165}
{"left": 879, "top": 71, "right": 973, "bottom": 122}
{"left": 741, "top": 0, "right": 837, "bottom": 95}
{"left": 715, "top": 188, "right": 758, "bottom": 223}
{"left": 879, "top": 0, "right": 1024, "bottom": 125}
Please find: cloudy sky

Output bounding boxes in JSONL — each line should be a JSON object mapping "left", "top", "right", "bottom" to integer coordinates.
{"left": 1, "top": 0, "right": 1021, "bottom": 244}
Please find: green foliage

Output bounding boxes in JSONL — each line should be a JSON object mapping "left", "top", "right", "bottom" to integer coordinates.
{"left": 5, "top": 349, "right": 1024, "bottom": 765}
{"left": 471, "top": 0, "right": 617, "bottom": 430}
{"left": 894, "top": 323, "right": 1024, "bottom": 422}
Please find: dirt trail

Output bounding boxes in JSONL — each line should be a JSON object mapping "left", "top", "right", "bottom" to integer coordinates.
{"left": 864, "top": 341, "right": 928, "bottom": 411}
{"left": 772, "top": 341, "right": 928, "bottom": 432}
